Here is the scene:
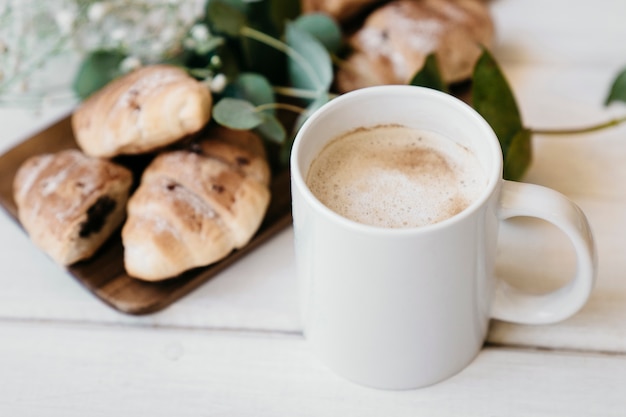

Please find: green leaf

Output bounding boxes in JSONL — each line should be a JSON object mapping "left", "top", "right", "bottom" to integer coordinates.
{"left": 206, "top": 0, "right": 248, "bottom": 36}
{"left": 268, "top": 0, "right": 301, "bottom": 33}
{"left": 228, "top": 73, "right": 275, "bottom": 108}
{"left": 605, "top": 67, "right": 626, "bottom": 106}
{"left": 213, "top": 98, "right": 264, "bottom": 129}
{"left": 256, "top": 113, "right": 286, "bottom": 144}
{"left": 285, "top": 22, "right": 333, "bottom": 92}
{"left": 503, "top": 128, "right": 532, "bottom": 181}
{"left": 292, "top": 13, "right": 342, "bottom": 54}
{"left": 409, "top": 53, "right": 447, "bottom": 92}
{"left": 472, "top": 48, "right": 527, "bottom": 177}
{"left": 72, "top": 50, "right": 125, "bottom": 99}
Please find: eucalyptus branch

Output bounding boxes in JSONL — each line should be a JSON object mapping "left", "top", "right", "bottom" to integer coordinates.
{"left": 256, "top": 102, "right": 307, "bottom": 114}
{"left": 272, "top": 85, "right": 338, "bottom": 101}
{"left": 240, "top": 26, "right": 323, "bottom": 91}
{"left": 529, "top": 115, "right": 626, "bottom": 135}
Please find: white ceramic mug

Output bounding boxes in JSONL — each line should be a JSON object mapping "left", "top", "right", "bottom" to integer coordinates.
{"left": 290, "top": 86, "right": 597, "bottom": 390}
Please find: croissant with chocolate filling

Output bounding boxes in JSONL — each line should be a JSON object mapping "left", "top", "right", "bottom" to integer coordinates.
{"left": 13, "top": 149, "right": 133, "bottom": 265}
{"left": 121, "top": 126, "right": 271, "bottom": 281}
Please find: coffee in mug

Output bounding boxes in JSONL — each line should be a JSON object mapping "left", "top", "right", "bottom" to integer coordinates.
{"left": 306, "top": 124, "right": 487, "bottom": 228}
{"left": 290, "top": 86, "right": 596, "bottom": 390}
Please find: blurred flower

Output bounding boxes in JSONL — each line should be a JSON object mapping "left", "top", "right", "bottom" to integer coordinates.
{"left": 87, "top": 3, "right": 109, "bottom": 23}
{"left": 120, "top": 56, "right": 142, "bottom": 73}
{"left": 54, "top": 9, "right": 75, "bottom": 35}
{"left": 210, "top": 73, "right": 227, "bottom": 93}
{"left": 190, "top": 24, "right": 209, "bottom": 41}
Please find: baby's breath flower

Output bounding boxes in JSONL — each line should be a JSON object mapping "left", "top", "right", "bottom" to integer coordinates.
{"left": 54, "top": 10, "right": 75, "bottom": 35}
{"left": 183, "top": 37, "right": 196, "bottom": 50}
{"left": 87, "top": 2, "right": 109, "bottom": 23}
{"left": 120, "top": 56, "right": 142, "bottom": 73}
{"left": 210, "top": 73, "right": 227, "bottom": 94}
{"left": 110, "top": 28, "right": 127, "bottom": 43}
{"left": 190, "top": 24, "right": 209, "bottom": 41}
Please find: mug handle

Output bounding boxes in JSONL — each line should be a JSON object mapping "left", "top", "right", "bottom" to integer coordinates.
{"left": 491, "top": 180, "right": 597, "bottom": 324}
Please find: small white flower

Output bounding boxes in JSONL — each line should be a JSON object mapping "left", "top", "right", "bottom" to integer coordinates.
{"left": 210, "top": 54, "right": 222, "bottom": 68}
{"left": 110, "top": 28, "right": 127, "bottom": 42}
{"left": 183, "top": 38, "right": 196, "bottom": 50}
{"left": 120, "top": 56, "right": 142, "bottom": 73}
{"left": 210, "top": 73, "right": 227, "bottom": 94}
{"left": 54, "top": 10, "right": 75, "bottom": 35}
{"left": 87, "top": 3, "right": 109, "bottom": 22}
{"left": 190, "top": 24, "right": 209, "bottom": 41}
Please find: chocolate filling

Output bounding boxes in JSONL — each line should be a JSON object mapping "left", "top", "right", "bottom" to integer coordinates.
{"left": 79, "top": 196, "right": 117, "bottom": 238}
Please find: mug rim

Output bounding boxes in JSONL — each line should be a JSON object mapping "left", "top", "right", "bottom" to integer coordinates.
{"left": 290, "top": 85, "right": 503, "bottom": 235}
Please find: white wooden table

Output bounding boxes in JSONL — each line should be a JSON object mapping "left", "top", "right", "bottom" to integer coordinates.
{"left": 2, "top": 1, "right": 626, "bottom": 414}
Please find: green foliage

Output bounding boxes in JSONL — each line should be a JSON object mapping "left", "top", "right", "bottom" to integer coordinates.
{"left": 605, "top": 67, "right": 626, "bottom": 106}
{"left": 410, "top": 49, "right": 531, "bottom": 181}
{"left": 285, "top": 22, "right": 333, "bottom": 92}
{"left": 292, "top": 13, "right": 342, "bottom": 54}
{"left": 409, "top": 54, "right": 447, "bottom": 93}
{"left": 212, "top": 98, "right": 264, "bottom": 129}
{"left": 73, "top": 50, "right": 125, "bottom": 99}
{"left": 472, "top": 49, "right": 531, "bottom": 180}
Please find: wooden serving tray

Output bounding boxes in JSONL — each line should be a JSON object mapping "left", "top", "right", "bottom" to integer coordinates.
{"left": 0, "top": 116, "right": 292, "bottom": 315}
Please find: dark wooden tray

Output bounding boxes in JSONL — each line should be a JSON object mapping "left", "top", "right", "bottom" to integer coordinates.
{"left": 0, "top": 116, "right": 292, "bottom": 315}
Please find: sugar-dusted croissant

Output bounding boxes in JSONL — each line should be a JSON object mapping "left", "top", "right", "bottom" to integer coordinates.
{"left": 72, "top": 64, "right": 212, "bottom": 158}
{"left": 13, "top": 149, "right": 133, "bottom": 265}
{"left": 121, "top": 126, "right": 271, "bottom": 281}
{"left": 301, "top": 0, "right": 384, "bottom": 23}
{"left": 335, "top": 0, "right": 494, "bottom": 92}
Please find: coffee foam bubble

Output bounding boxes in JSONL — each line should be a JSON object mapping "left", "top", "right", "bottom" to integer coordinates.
{"left": 306, "top": 125, "right": 487, "bottom": 228}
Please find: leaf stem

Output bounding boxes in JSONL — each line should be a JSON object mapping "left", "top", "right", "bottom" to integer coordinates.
{"left": 256, "top": 102, "right": 306, "bottom": 114}
{"left": 240, "top": 26, "right": 323, "bottom": 91}
{"left": 529, "top": 115, "right": 626, "bottom": 135}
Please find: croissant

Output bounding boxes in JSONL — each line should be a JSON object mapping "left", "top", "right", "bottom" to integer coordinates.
{"left": 335, "top": 0, "right": 494, "bottom": 92}
{"left": 121, "top": 126, "right": 271, "bottom": 281}
{"left": 301, "top": 0, "right": 384, "bottom": 23}
{"left": 13, "top": 149, "right": 133, "bottom": 265}
{"left": 72, "top": 64, "right": 212, "bottom": 158}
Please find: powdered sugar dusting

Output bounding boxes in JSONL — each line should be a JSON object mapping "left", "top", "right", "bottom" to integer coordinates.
{"left": 16, "top": 154, "right": 54, "bottom": 201}
{"left": 117, "top": 68, "right": 183, "bottom": 109}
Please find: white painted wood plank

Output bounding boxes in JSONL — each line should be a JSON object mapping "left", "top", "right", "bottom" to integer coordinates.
{"left": 491, "top": 0, "right": 626, "bottom": 67}
{"left": 0, "top": 320, "right": 624, "bottom": 416}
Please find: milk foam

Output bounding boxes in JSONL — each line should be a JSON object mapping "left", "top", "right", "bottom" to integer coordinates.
{"left": 306, "top": 125, "right": 487, "bottom": 228}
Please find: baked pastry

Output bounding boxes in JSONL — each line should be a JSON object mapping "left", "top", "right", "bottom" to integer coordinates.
{"left": 72, "top": 64, "right": 212, "bottom": 158}
{"left": 121, "top": 126, "right": 271, "bottom": 281}
{"left": 301, "top": 0, "right": 384, "bottom": 23}
{"left": 335, "top": 0, "right": 494, "bottom": 92}
{"left": 13, "top": 149, "right": 133, "bottom": 265}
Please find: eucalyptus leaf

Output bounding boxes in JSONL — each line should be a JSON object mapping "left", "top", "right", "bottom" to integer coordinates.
{"left": 269, "top": 0, "right": 301, "bottom": 33}
{"left": 256, "top": 113, "right": 287, "bottom": 144}
{"left": 293, "top": 13, "right": 342, "bottom": 54}
{"left": 409, "top": 53, "right": 447, "bottom": 92}
{"left": 206, "top": 0, "right": 248, "bottom": 37}
{"left": 605, "top": 67, "right": 626, "bottom": 106}
{"left": 285, "top": 22, "right": 333, "bottom": 92}
{"left": 72, "top": 50, "right": 125, "bottom": 99}
{"left": 229, "top": 73, "right": 275, "bottom": 109}
{"left": 503, "top": 128, "right": 532, "bottom": 181}
{"left": 472, "top": 48, "right": 529, "bottom": 180}
{"left": 213, "top": 97, "right": 264, "bottom": 129}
